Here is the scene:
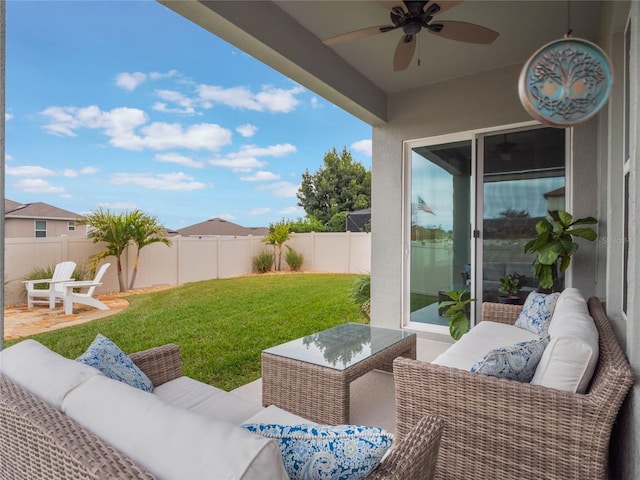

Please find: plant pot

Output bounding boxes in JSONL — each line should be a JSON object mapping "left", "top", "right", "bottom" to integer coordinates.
{"left": 498, "top": 295, "right": 521, "bottom": 305}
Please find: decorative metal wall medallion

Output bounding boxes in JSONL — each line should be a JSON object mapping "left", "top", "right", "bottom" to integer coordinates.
{"left": 518, "top": 37, "right": 613, "bottom": 127}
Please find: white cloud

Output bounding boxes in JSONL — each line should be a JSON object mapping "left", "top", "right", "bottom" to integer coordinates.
{"left": 6, "top": 165, "right": 56, "bottom": 177}
{"left": 248, "top": 207, "right": 271, "bottom": 216}
{"left": 236, "top": 124, "right": 258, "bottom": 138}
{"left": 40, "top": 105, "right": 232, "bottom": 151}
{"left": 62, "top": 166, "right": 98, "bottom": 177}
{"left": 310, "top": 97, "right": 321, "bottom": 109}
{"left": 240, "top": 171, "right": 280, "bottom": 182}
{"left": 116, "top": 72, "right": 147, "bottom": 91}
{"left": 152, "top": 89, "right": 196, "bottom": 115}
{"left": 14, "top": 178, "right": 65, "bottom": 194}
{"left": 155, "top": 153, "right": 205, "bottom": 168}
{"left": 149, "top": 70, "right": 178, "bottom": 80}
{"left": 97, "top": 201, "right": 138, "bottom": 210}
{"left": 256, "top": 181, "right": 299, "bottom": 198}
{"left": 279, "top": 206, "right": 304, "bottom": 216}
{"left": 4, "top": 154, "right": 13, "bottom": 161}
{"left": 210, "top": 143, "right": 296, "bottom": 173}
{"left": 110, "top": 172, "right": 208, "bottom": 191}
{"left": 5, "top": 113, "right": 13, "bottom": 120}
{"left": 197, "top": 84, "right": 304, "bottom": 113}
{"left": 209, "top": 157, "right": 266, "bottom": 172}
{"left": 237, "top": 144, "right": 297, "bottom": 158}
{"left": 351, "top": 139, "right": 372, "bottom": 156}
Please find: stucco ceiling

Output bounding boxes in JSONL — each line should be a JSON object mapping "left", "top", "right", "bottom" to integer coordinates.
{"left": 274, "top": 1, "right": 603, "bottom": 93}
{"left": 160, "top": 1, "right": 607, "bottom": 124}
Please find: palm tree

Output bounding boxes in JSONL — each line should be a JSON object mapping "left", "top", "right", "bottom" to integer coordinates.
{"left": 127, "top": 210, "right": 171, "bottom": 290}
{"left": 263, "top": 221, "right": 291, "bottom": 271}
{"left": 81, "top": 208, "right": 131, "bottom": 292}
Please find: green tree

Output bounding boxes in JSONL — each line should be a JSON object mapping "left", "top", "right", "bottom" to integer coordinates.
{"left": 287, "top": 216, "right": 327, "bottom": 233}
{"left": 81, "top": 208, "right": 171, "bottom": 292}
{"left": 81, "top": 208, "right": 132, "bottom": 292}
{"left": 297, "top": 147, "right": 371, "bottom": 229}
{"left": 263, "top": 220, "right": 292, "bottom": 271}
{"left": 127, "top": 210, "right": 171, "bottom": 290}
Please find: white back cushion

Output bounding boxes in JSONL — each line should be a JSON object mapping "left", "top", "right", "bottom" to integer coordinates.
{"left": 0, "top": 339, "right": 102, "bottom": 410}
{"left": 63, "top": 375, "right": 287, "bottom": 480}
{"left": 531, "top": 288, "right": 599, "bottom": 393}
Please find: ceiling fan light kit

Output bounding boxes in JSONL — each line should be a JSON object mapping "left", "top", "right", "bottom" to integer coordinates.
{"left": 323, "top": 1, "right": 498, "bottom": 72}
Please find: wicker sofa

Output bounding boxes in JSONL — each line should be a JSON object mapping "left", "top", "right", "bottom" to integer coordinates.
{"left": 393, "top": 296, "right": 634, "bottom": 480}
{"left": 0, "top": 341, "right": 444, "bottom": 480}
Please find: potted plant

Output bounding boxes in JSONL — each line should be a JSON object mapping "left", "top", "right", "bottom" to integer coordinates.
{"left": 438, "top": 289, "right": 476, "bottom": 340}
{"left": 498, "top": 274, "right": 521, "bottom": 304}
{"left": 524, "top": 210, "right": 597, "bottom": 292}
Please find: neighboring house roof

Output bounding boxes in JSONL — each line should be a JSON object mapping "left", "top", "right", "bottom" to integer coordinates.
{"left": 4, "top": 199, "right": 82, "bottom": 220}
{"left": 176, "top": 217, "right": 269, "bottom": 237}
{"left": 543, "top": 187, "right": 566, "bottom": 198}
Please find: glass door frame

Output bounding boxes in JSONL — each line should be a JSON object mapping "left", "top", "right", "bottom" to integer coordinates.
{"left": 402, "top": 121, "right": 552, "bottom": 334}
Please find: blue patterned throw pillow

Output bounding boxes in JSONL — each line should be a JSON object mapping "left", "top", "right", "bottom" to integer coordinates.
{"left": 242, "top": 423, "right": 393, "bottom": 480}
{"left": 515, "top": 291, "right": 560, "bottom": 335}
{"left": 471, "top": 336, "right": 550, "bottom": 382}
{"left": 76, "top": 334, "right": 153, "bottom": 392}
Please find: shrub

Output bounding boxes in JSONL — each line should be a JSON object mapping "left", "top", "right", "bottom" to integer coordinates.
{"left": 253, "top": 251, "right": 274, "bottom": 273}
{"left": 350, "top": 275, "right": 371, "bottom": 317}
{"left": 285, "top": 246, "right": 304, "bottom": 271}
{"left": 24, "top": 263, "right": 89, "bottom": 289}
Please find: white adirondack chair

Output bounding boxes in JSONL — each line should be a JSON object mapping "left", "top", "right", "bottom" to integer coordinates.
{"left": 23, "top": 261, "right": 77, "bottom": 309}
{"left": 59, "top": 263, "right": 111, "bottom": 315}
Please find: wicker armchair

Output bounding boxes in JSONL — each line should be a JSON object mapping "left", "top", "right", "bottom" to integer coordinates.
{"left": 393, "top": 297, "right": 634, "bottom": 480}
{"left": 1, "top": 343, "right": 444, "bottom": 480}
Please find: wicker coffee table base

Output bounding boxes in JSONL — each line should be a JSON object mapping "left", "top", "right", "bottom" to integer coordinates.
{"left": 262, "top": 334, "right": 416, "bottom": 425}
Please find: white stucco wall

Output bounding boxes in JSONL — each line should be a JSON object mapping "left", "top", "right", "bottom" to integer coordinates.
{"left": 371, "top": 63, "right": 601, "bottom": 336}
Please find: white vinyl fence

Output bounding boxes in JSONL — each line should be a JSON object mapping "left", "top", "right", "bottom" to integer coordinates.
{"left": 4, "top": 232, "right": 371, "bottom": 305}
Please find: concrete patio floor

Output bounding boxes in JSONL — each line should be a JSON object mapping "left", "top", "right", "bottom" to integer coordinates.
{"left": 3, "top": 292, "right": 451, "bottom": 435}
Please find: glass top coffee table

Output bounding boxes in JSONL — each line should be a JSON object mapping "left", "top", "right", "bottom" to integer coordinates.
{"left": 261, "top": 323, "right": 416, "bottom": 425}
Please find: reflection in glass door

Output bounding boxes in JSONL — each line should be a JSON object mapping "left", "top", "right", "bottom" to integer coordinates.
{"left": 408, "top": 140, "right": 471, "bottom": 328}
{"left": 481, "top": 127, "right": 566, "bottom": 304}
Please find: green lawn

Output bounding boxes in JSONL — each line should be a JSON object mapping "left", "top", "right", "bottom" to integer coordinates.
{"left": 7, "top": 274, "right": 367, "bottom": 391}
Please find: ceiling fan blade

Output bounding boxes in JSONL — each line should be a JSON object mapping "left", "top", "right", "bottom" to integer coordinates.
{"left": 323, "top": 25, "right": 390, "bottom": 46}
{"left": 393, "top": 35, "right": 416, "bottom": 71}
{"left": 428, "top": 20, "right": 498, "bottom": 44}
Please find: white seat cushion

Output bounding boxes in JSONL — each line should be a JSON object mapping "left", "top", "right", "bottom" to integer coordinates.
{"left": 432, "top": 321, "right": 539, "bottom": 371}
{"left": 244, "top": 405, "right": 312, "bottom": 426}
{"left": 153, "top": 376, "right": 263, "bottom": 424}
{"left": 63, "top": 375, "right": 288, "bottom": 480}
{"left": 0, "top": 339, "right": 102, "bottom": 410}
{"left": 531, "top": 288, "right": 599, "bottom": 393}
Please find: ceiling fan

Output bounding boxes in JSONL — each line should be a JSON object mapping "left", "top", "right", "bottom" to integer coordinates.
{"left": 323, "top": 1, "right": 499, "bottom": 71}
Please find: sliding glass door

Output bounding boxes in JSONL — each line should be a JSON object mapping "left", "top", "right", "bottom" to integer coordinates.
{"left": 405, "top": 126, "right": 566, "bottom": 331}
{"left": 480, "top": 127, "right": 566, "bottom": 304}
{"left": 407, "top": 139, "right": 472, "bottom": 330}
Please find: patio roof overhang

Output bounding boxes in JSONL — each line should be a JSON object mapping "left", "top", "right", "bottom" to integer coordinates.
{"left": 158, "top": 0, "right": 607, "bottom": 126}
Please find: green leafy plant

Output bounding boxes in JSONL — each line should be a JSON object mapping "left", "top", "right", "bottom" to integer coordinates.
{"left": 349, "top": 275, "right": 371, "bottom": 317}
{"left": 523, "top": 210, "right": 597, "bottom": 291}
{"left": 24, "top": 263, "right": 89, "bottom": 289}
{"left": 284, "top": 246, "right": 304, "bottom": 271}
{"left": 263, "top": 221, "right": 292, "bottom": 271}
{"left": 252, "top": 251, "right": 274, "bottom": 273}
{"left": 438, "top": 289, "right": 476, "bottom": 341}
{"left": 499, "top": 274, "right": 521, "bottom": 297}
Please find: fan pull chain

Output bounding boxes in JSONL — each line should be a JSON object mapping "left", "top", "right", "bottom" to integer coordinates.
{"left": 565, "top": 0, "right": 573, "bottom": 38}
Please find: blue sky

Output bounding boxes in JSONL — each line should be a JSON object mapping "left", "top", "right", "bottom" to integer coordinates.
{"left": 5, "top": 0, "right": 372, "bottom": 230}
